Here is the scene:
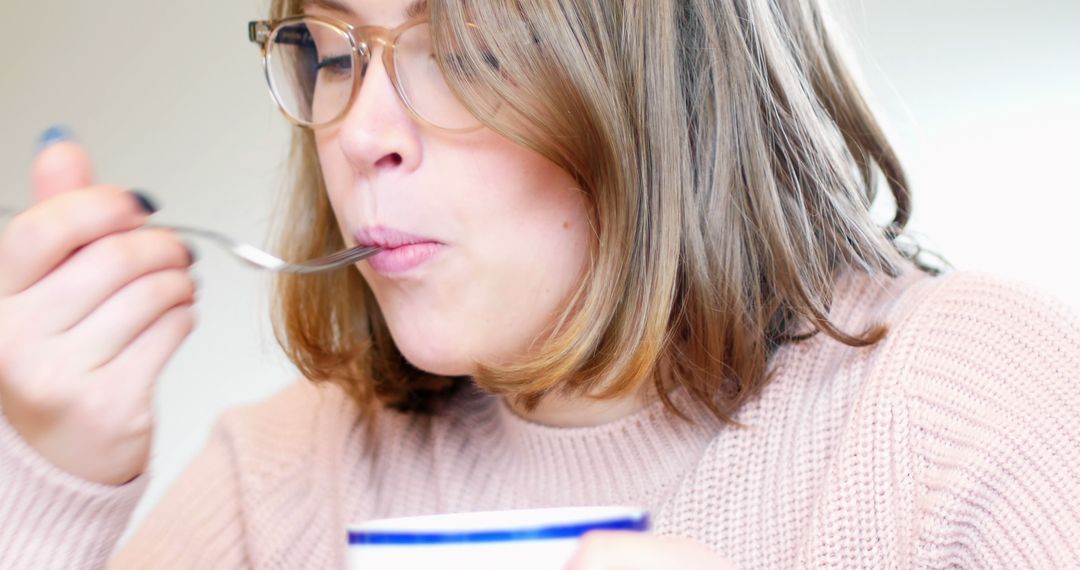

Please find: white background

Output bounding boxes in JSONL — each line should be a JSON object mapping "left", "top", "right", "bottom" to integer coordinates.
{"left": 1, "top": 0, "right": 1077, "bottom": 541}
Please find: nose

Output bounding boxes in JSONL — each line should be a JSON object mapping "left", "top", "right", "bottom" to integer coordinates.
{"left": 334, "top": 47, "right": 422, "bottom": 176}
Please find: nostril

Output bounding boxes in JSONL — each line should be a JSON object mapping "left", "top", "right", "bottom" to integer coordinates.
{"left": 375, "top": 153, "right": 403, "bottom": 169}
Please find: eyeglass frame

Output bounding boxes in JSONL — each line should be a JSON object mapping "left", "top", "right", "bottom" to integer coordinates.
{"left": 248, "top": 14, "right": 482, "bottom": 132}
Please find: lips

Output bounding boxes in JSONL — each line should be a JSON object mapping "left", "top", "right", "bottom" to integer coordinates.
{"left": 354, "top": 226, "right": 444, "bottom": 275}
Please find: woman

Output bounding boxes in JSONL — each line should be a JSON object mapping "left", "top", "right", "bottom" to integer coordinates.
{"left": 1, "top": 0, "right": 1078, "bottom": 567}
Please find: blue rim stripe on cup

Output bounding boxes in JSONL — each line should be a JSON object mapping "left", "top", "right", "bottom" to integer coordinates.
{"left": 348, "top": 514, "right": 650, "bottom": 545}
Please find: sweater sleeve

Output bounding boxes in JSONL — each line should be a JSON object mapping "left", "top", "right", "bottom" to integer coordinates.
{"left": 107, "top": 415, "right": 251, "bottom": 569}
{"left": 901, "top": 272, "right": 1080, "bottom": 568}
{"left": 0, "top": 409, "right": 251, "bottom": 569}
{"left": 0, "top": 408, "right": 149, "bottom": 569}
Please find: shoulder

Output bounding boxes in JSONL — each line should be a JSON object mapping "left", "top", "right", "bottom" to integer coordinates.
{"left": 901, "top": 269, "right": 1078, "bottom": 333}
{"left": 217, "top": 379, "right": 354, "bottom": 439}
{"left": 868, "top": 267, "right": 1080, "bottom": 435}
{"left": 207, "top": 378, "right": 470, "bottom": 475}
{"left": 881, "top": 269, "right": 1080, "bottom": 394}
{"left": 879, "top": 271, "right": 1080, "bottom": 564}
{"left": 811, "top": 269, "right": 1080, "bottom": 564}
{"left": 207, "top": 379, "right": 365, "bottom": 477}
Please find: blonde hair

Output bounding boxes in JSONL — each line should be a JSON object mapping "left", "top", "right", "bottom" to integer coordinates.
{"left": 269, "top": 0, "right": 943, "bottom": 422}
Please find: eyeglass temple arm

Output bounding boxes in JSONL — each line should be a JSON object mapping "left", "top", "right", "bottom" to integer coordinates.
{"left": 249, "top": 20, "right": 318, "bottom": 50}
{"left": 248, "top": 21, "right": 272, "bottom": 47}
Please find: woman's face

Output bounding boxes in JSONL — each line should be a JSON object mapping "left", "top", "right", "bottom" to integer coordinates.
{"left": 311, "top": 0, "right": 592, "bottom": 376}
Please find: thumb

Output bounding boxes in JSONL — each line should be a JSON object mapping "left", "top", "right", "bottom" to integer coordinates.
{"left": 31, "top": 126, "right": 95, "bottom": 203}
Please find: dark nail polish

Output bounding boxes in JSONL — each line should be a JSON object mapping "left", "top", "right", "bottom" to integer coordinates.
{"left": 36, "top": 125, "right": 73, "bottom": 152}
{"left": 185, "top": 242, "right": 199, "bottom": 265}
{"left": 128, "top": 190, "right": 159, "bottom": 214}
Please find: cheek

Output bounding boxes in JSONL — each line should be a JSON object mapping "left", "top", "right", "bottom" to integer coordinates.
{"left": 375, "top": 158, "right": 592, "bottom": 376}
{"left": 315, "top": 123, "right": 594, "bottom": 377}
{"left": 501, "top": 187, "right": 591, "bottom": 303}
{"left": 314, "top": 140, "right": 351, "bottom": 229}
{"left": 447, "top": 158, "right": 593, "bottom": 364}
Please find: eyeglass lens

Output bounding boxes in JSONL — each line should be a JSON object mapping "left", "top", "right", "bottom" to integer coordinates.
{"left": 265, "top": 18, "right": 481, "bottom": 130}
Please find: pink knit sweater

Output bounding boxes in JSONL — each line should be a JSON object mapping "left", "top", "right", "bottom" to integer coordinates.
{"left": 2, "top": 265, "right": 1079, "bottom": 568}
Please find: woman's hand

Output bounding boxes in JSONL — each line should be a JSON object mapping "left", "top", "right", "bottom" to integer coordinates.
{"left": 0, "top": 132, "right": 197, "bottom": 486}
{"left": 565, "top": 531, "right": 737, "bottom": 569}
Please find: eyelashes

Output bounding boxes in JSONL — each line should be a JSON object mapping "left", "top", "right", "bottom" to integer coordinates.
{"left": 316, "top": 54, "right": 354, "bottom": 76}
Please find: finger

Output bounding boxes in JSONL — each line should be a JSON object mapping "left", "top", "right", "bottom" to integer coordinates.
{"left": 99, "top": 303, "right": 196, "bottom": 399}
{"left": 0, "top": 188, "right": 156, "bottom": 296}
{"left": 32, "top": 128, "right": 95, "bottom": 202}
{"left": 20, "top": 228, "right": 193, "bottom": 333}
{"left": 62, "top": 268, "right": 196, "bottom": 371}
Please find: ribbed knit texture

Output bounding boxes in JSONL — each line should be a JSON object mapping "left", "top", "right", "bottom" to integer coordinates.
{"left": 2, "top": 264, "right": 1079, "bottom": 569}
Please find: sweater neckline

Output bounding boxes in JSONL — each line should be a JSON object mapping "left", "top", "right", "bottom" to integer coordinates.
{"left": 493, "top": 385, "right": 713, "bottom": 437}
{"left": 461, "top": 385, "right": 728, "bottom": 506}
{"left": 445, "top": 264, "right": 928, "bottom": 507}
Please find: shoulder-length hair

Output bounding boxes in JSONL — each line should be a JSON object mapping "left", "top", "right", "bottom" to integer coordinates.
{"left": 268, "top": 0, "right": 941, "bottom": 422}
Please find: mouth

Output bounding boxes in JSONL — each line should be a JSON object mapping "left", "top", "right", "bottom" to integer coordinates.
{"left": 354, "top": 225, "right": 445, "bottom": 276}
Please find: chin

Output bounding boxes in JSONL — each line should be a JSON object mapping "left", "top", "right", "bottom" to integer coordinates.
{"left": 391, "top": 335, "right": 476, "bottom": 377}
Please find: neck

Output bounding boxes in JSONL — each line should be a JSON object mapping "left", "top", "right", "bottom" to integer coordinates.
{"left": 503, "top": 382, "right": 660, "bottom": 428}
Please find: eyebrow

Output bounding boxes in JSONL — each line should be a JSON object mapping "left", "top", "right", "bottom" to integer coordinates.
{"left": 300, "top": 0, "right": 429, "bottom": 19}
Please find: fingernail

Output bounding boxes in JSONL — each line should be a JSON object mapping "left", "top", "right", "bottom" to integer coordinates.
{"left": 185, "top": 242, "right": 199, "bottom": 265}
{"left": 128, "top": 190, "right": 159, "bottom": 214}
{"left": 36, "top": 125, "right": 74, "bottom": 152}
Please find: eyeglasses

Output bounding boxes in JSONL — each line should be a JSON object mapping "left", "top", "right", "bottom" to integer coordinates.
{"left": 248, "top": 15, "right": 483, "bottom": 132}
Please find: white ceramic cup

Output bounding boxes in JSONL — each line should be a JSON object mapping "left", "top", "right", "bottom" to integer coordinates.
{"left": 346, "top": 506, "right": 650, "bottom": 569}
